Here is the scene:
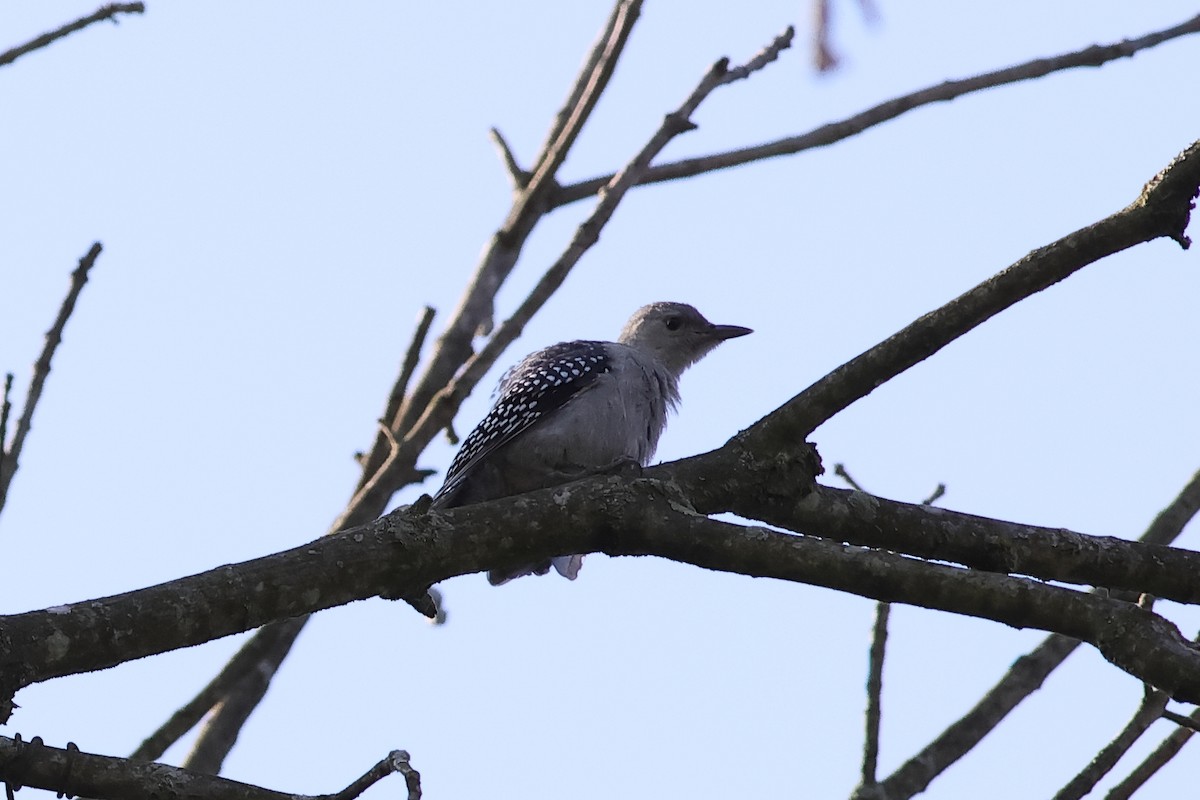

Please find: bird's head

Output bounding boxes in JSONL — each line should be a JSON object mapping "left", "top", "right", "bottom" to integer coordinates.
{"left": 618, "top": 301, "right": 752, "bottom": 375}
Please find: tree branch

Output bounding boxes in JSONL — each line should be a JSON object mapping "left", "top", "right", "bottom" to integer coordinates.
{"left": 749, "top": 484, "right": 1200, "bottom": 605}
{"left": 859, "top": 601, "right": 889, "bottom": 789}
{"left": 488, "top": 127, "right": 529, "bottom": 189}
{"left": 553, "top": 13, "right": 1200, "bottom": 206}
{"left": 7, "top": 477, "right": 1200, "bottom": 713}
{"left": 853, "top": 480, "right": 942, "bottom": 798}
{"left": 0, "top": 243, "right": 101, "bottom": 515}
{"left": 358, "top": 305, "right": 436, "bottom": 474}
{"left": 0, "top": 735, "right": 417, "bottom": 800}
{"left": 0, "top": 3, "right": 145, "bottom": 68}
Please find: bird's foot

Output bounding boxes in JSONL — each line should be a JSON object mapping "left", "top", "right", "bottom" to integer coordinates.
{"left": 598, "top": 456, "right": 643, "bottom": 478}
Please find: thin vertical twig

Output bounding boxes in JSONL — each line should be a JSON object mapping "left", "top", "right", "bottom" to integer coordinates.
{"left": 860, "top": 601, "right": 890, "bottom": 786}
{"left": 813, "top": 0, "right": 838, "bottom": 71}
{"left": 0, "top": 374, "right": 13, "bottom": 480}
{"left": 851, "top": 475, "right": 944, "bottom": 794}
{"left": 0, "top": 243, "right": 101, "bottom": 515}
{"left": 359, "top": 306, "right": 436, "bottom": 471}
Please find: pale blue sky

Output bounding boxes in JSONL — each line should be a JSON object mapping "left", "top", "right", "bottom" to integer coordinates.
{"left": 2, "top": 2, "right": 1199, "bottom": 798}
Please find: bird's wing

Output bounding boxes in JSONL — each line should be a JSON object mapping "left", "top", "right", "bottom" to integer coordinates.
{"left": 432, "top": 340, "right": 612, "bottom": 505}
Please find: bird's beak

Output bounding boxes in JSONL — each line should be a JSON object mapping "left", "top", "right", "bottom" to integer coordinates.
{"left": 709, "top": 324, "right": 753, "bottom": 340}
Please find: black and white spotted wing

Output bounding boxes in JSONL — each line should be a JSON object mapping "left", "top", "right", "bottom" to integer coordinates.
{"left": 433, "top": 340, "right": 612, "bottom": 505}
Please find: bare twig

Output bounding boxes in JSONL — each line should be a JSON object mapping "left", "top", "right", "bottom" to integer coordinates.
{"left": 0, "top": 243, "right": 101, "bottom": 514}
{"left": 359, "top": 305, "right": 436, "bottom": 479}
{"left": 1053, "top": 691, "right": 1170, "bottom": 800}
{"left": 921, "top": 483, "right": 946, "bottom": 506}
{"left": 833, "top": 463, "right": 865, "bottom": 492}
{"left": 489, "top": 127, "right": 530, "bottom": 189}
{"left": 846, "top": 473, "right": 942, "bottom": 796}
{"left": 1159, "top": 709, "right": 1200, "bottom": 734}
{"left": 0, "top": 3, "right": 145, "bottom": 68}
{"left": 813, "top": 0, "right": 839, "bottom": 71}
{"left": 0, "top": 374, "right": 13, "bottom": 482}
{"left": 523, "top": 0, "right": 643, "bottom": 191}
{"left": 330, "top": 750, "right": 421, "bottom": 800}
{"left": 0, "top": 734, "right": 414, "bottom": 800}
{"left": 388, "top": 306, "right": 437, "bottom": 438}
{"left": 1106, "top": 709, "right": 1199, "bottom": 799}
{"left": 859, "top": 601, "right": 890, "bottom": 788}
{"left": 554, "top": 13, "right": 1200, "bottom": 206}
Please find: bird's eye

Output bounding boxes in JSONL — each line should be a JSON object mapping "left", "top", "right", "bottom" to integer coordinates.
{"left": 664, "top": 316, "right": 682, "bottom": 331}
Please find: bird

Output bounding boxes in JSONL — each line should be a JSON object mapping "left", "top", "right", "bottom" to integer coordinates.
{"left": 431, "top": 301, "right": 752, "bottom": 584}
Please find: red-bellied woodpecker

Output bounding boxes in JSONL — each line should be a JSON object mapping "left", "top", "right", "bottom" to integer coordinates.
{"left": 432, "top": 301, "right": 752, "bottom": 584}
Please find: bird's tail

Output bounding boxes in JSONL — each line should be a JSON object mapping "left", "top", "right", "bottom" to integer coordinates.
{"left": 551, "top": 555, "right": 583, "bottom": 580}
{"left": 487, "top": 554, "right": 584, "bottom": 585}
